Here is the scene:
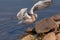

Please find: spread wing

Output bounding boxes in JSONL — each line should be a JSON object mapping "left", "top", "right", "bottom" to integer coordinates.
{"left": 30, "top": 0, "right": 52, "bottom": 14}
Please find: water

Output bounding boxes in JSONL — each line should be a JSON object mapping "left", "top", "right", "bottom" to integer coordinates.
{"left": 0, "top": 0, "right": 60, "bottom": 40}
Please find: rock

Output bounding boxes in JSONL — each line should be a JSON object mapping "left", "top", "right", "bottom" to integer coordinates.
{"left": 35, "top": 18, "right": 57, "bottom": 33}
{"left": 25, "top": 27, "right": 34, "bottom": 33}
{"left": 42, "top": 32, "right": 56, "bottom": 40}
{"left": 21, "top": 34, "right": 35, "bottom": 40}
{"left": 50, "top": 14, "right": 60, "bottom": 32}
{"left": 51, "top": 14, "right": 60, "bottom": 21}
{"left": 56, "top": 33, "right": 60, "bottom": 40}
{"left": 25, "top": 27, "right": 36, "bottom": 34}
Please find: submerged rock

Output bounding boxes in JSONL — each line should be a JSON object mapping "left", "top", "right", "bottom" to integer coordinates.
{"left": 42, "top": 32, "right": 56, "bottom": 40}
{"left": 21, "top": 34, "right": 35, "bottom": 40}
{"left": 25, "top": 27, "right": 37, "bottom": 34}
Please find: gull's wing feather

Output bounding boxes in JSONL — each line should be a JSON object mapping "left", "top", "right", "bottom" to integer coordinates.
{"left": 30, "top": 0, "right": 52, "bottom": 14}
{"left": 17, "top": 8, "right": 27, "bottom": 20}
{"left": 30, "top": 1, "right": 43, "bottom": 14}
{"left": 17, "top": 8, "right": 31, "bottom": 20}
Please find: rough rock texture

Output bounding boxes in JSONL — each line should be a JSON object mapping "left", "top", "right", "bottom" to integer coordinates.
{"left": 21, "top": 34, "right": 35, "bottom": 40}
{"left": 50, "top": 14, "right": 60, "bottom": 31}
{"left": 21, "top": 14, "right": 60, "bottom": 40}
{"left": 35, "top": 18, "right": 57, "bottom": 33}
{"left": 50, "top": 14, "right": 60, "bottom": 21}
{"left": 42, "top": 32, "right": 56, "bottom": 40}
{"left": 56, "top": 33, "right": 60, "bottom": 40}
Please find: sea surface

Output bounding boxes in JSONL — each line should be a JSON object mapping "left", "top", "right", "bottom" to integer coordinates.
{"left": 0, "top": 0, "right": 60, "bottom": 40}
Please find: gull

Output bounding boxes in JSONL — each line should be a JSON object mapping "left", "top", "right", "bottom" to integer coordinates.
{"left": 17, "top": 0, "right": 52, "bottom": 24}
{"left": 17, "top": 8, "right": 37, "bottom": 24}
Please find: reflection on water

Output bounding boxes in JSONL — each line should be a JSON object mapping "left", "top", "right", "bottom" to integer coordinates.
{"left": 0, "top": 0, "right": 60, "bottom": 40}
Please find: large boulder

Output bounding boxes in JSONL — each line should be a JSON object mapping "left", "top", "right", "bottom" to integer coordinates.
{"left": 35, "top": 18, "right": 57, "bottom": 33}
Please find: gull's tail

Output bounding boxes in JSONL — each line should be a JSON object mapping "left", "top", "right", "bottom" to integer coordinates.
{"left": 18, "top": 20, "right": 25, "bottom": 25}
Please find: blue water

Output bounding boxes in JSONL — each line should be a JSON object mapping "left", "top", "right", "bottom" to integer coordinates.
{"left": 0, "top": 0, "right": 60, "bottom": 40}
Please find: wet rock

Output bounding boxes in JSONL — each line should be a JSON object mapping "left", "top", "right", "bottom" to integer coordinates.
{"left": 42, "top": 32, "right": 56, "bottom": 40}
{"left": 21, "top": 34, "right": 35, "bottom": 40}
{"left": 25, "top": 27, "right": 37, "bottom": 34}
{"left": 56, "top": 33, "right": 60, "bottom": 40}
{"left": 25, "top": 27, "right": 34, "bottom": 33}
{"left": 35, "top": 18, "right": 57, "bottom": 33}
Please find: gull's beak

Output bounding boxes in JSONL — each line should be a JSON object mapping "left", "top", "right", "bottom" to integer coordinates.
{"left": 22, "top": 8, "right": 28, "bottom": 13}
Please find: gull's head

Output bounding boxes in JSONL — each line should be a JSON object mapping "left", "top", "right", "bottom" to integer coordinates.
{"left": 20, "top": 8, "right": 27, "bottom": 13}
{"left": 17, "top": 8, "right": 28, "bottom": 20}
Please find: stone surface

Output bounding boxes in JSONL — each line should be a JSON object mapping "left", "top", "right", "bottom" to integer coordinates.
{"left": 35, "top": 18, "right": 57, "bottom": 33}
{"left": 50, "top": 14, "right": 60, "bottom": 31}
{"left": 42, "top": 32, "right": 56, "bottom": 40}
{"left": 21, "top": 34, "right": 35, "bottom": 40}
{"left": 25, "top": 27, "right": 36, "bottom": 34}
{"left": 51, "top": 14, "right": 60, "bottom": 21}
{"left": 56, "top": 33, "right": 60, "bottom": 40}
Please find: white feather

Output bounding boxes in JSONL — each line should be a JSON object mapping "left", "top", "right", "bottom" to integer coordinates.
{"left": 17, "top": 8, "right": 31, "bottom": 21}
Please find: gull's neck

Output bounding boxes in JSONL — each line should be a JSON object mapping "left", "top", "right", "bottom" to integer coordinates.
{"left": 30, "top": 7, "right": 34, "bottom": 14}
